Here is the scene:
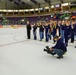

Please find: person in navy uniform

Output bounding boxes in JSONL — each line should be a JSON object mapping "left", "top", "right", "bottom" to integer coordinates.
{"left": 26, "top": 21, "right": 31, "bottom": 39}
{"left": 70, "top": 20, "right": 75, "bottom": 43}
{"left": 48, "top": 22, "right": 53, "bottom": 40}
{"left": 33, "top": 23, "right": 37, "bottom": 40}
{"left": 56, "top": 21, "right": 62, "bottom": 36}
{"left": 64, "top": 20, "right": 71, "bottom": 46}
{"left": 60, "top": 20, "right": 65, "bottom": 41}
{"left": 44, "top": 36, "right": 67, "bottom": 59}
{"left": 44, "top": 22, "right": 50, "bottom": 42}
{"left": 38, "top": 22, "right": 44, "bottom": 41}
{"left": 52, "top": 21, "right": 57, "bottom": 43}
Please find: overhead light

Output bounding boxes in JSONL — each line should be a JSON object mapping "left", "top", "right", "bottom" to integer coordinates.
{"left": 45, "top": 6, "right": 49, "bottom": 9}
{"left": 29, "top": 9, "right": 34, "bottom": 11}
{"left": 51, "top": 5, "right": 54, "bottom": 8}
{"left": 61, "top": 3, "right": 69, "bottom": 6}
{"left": 8, "top": 10, "right": 13, "bottom": 12}
{"left": 0, "top": 10, "right": 2, "bottom": 11}
{"left": 21, "top": 19, "right": 25, "bottom": 22}
{"left": 2, "top": 10, "right": 7, "bottom": 12}
{"left": 25, "top": 9, "right": 29, "bottom": 12}
{"left": 35, "top": 8, "right": 38, "bottom": 11}
{"left": 13, "top": 10, "right": 18, "bottom": 12}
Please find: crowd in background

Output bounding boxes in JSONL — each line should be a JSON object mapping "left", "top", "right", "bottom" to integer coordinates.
{"left": 26, "top": 20, "right": 76, "bottom": 48}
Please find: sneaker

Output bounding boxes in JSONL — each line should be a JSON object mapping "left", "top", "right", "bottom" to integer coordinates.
{"left": 66, "top": 44, "right": 68, "bottom": 47}
{"left": 27, "top": 38, "right": 30, "bottom": 39}
{"left": 40, "top": 39, "right": 42, "bottom": 41}
{"left": 57, "top": 56, "right": 63, "bottom": 59}
{"left": 70, "top": 42, "right": 74, "bottom": 43}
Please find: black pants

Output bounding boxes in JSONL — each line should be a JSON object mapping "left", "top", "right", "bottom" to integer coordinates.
{"left": 45, "top": 32, "right": 48, "bottom": 42}
{"left": 64, "top": 34, "right": 69, "bottom": 46}
{"left": 27, "top": 30, "right": 31, "bottom": 39}
{"left": 70, "top": 31, "right": 74, "bottom": 42}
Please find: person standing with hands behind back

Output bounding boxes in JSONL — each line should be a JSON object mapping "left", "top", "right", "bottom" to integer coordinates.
{"left": 26, "top": 21, "right": 31, "bottom": 39}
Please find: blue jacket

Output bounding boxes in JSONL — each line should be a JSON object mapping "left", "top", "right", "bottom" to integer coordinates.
{"left": 52, "top": 38, "right": 67, "bottom": 52}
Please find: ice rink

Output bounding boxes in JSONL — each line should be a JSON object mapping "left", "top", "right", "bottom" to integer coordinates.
{"left": 0, "top": 28, "right": 76, "bottom": 75}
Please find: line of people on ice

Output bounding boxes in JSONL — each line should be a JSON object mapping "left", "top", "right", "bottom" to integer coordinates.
{"left": 26, "top": 20, "right": 76, "bottom": 48}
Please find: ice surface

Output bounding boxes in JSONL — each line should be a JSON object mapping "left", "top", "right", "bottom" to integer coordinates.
{"left": 0, "top": 28, "right": 76, "bottom": 75}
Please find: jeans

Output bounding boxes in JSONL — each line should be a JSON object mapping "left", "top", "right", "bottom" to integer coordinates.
{"left": 52, "top": 32, "right": 56, "bottom": 42}
{"left": 47, "top": 49, "right": 64, "bottom": 57}
{"left": 48, "top": 32, "right": 51, "bottom": 40}
{"left": 33, "top": 31, "right": 37, "bottom": 40}
{"left": 39, "top": 32, "right": 44, "bottom": 40}
{"left": 60, "top": 30, "right": 64, "bottom": 41}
